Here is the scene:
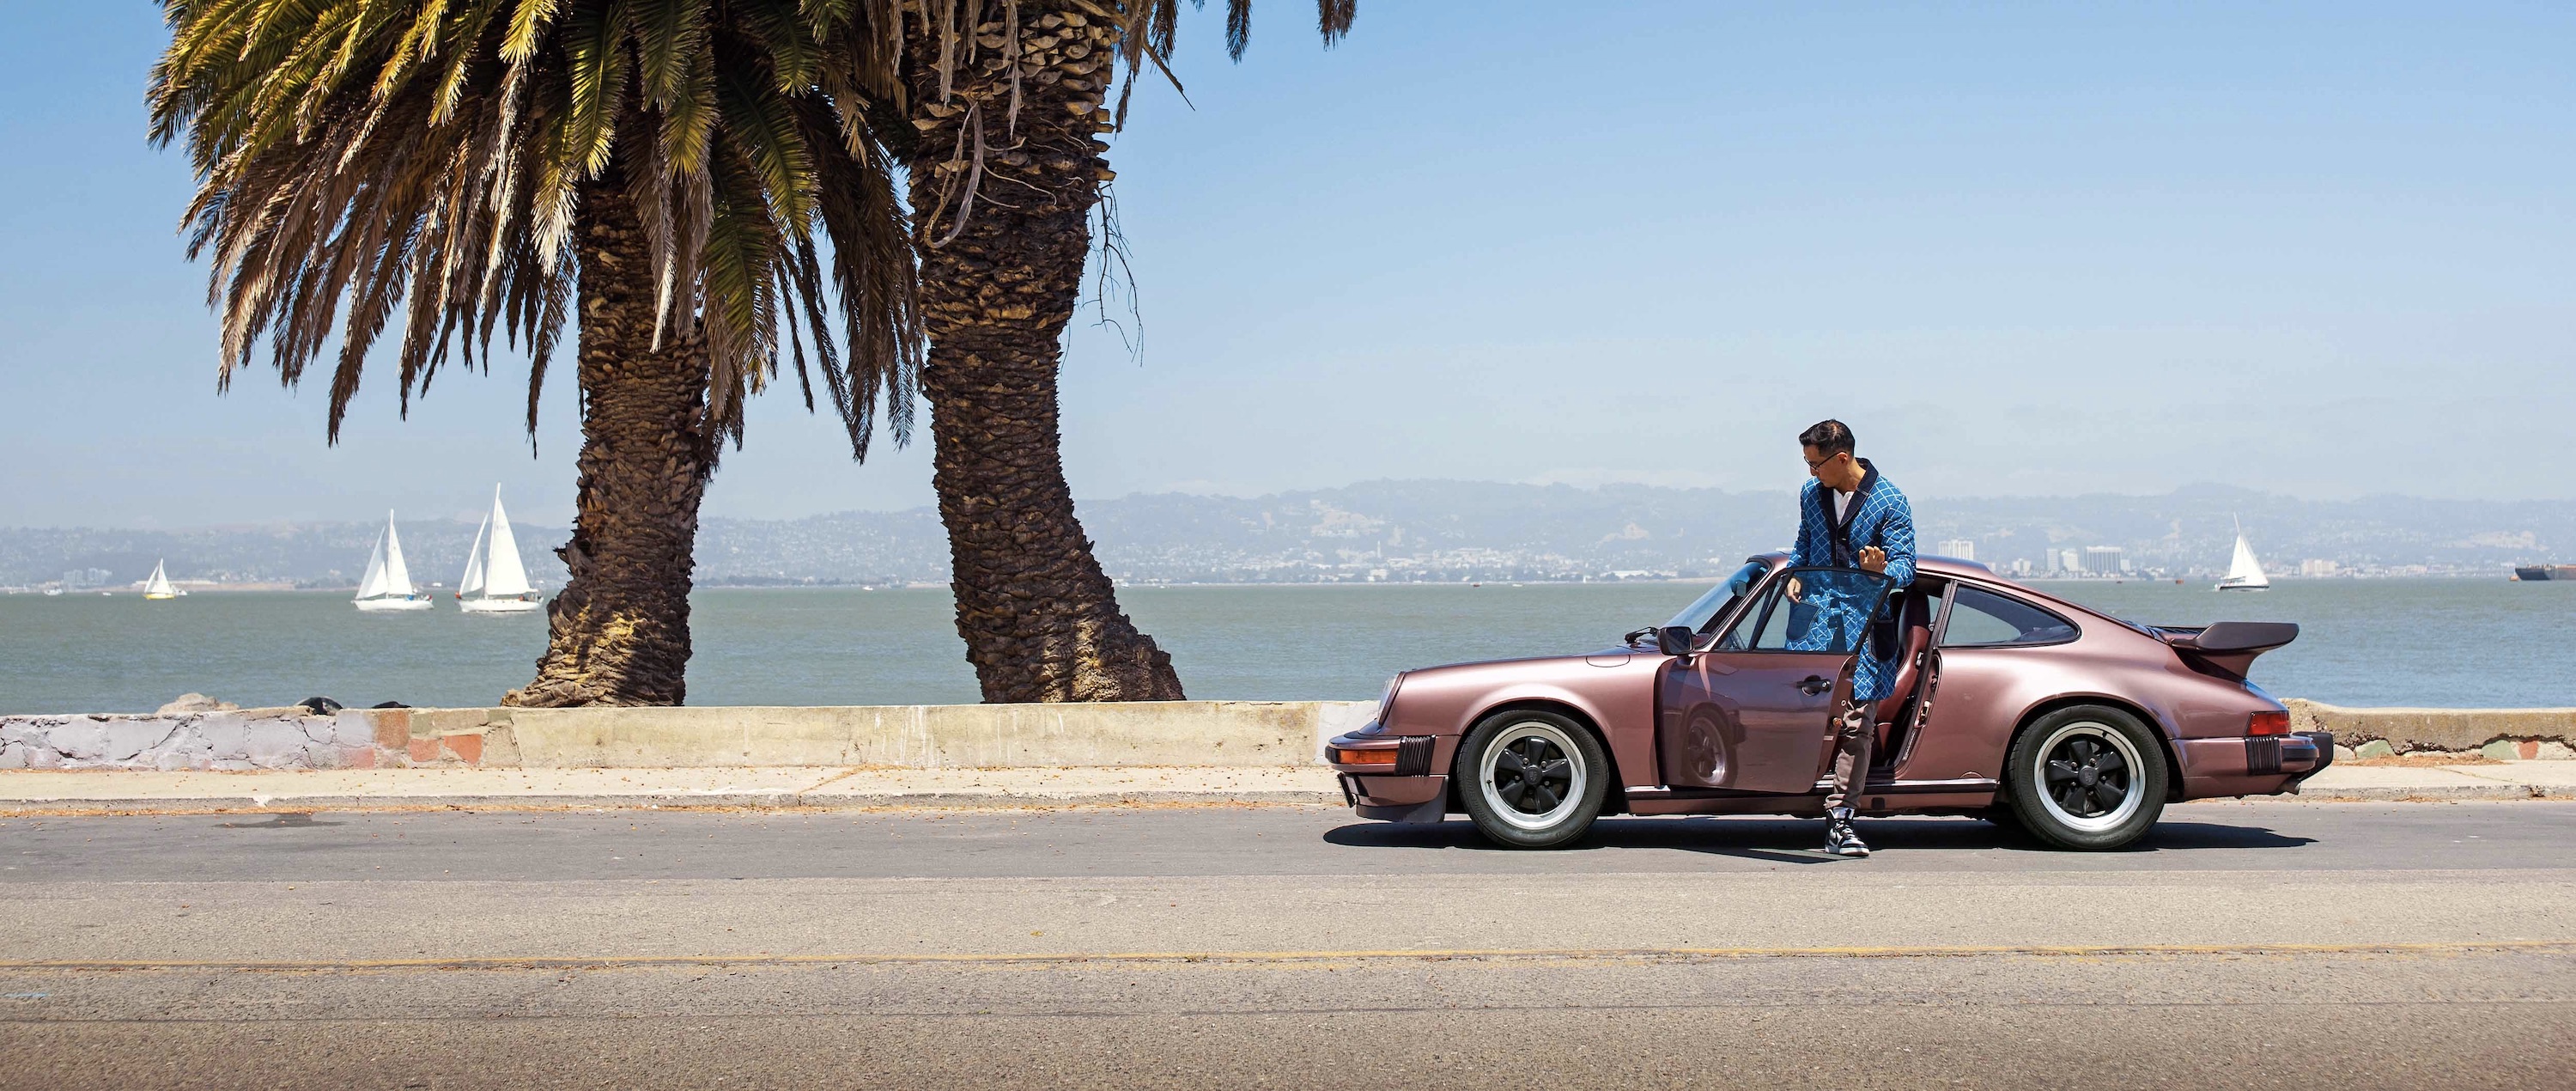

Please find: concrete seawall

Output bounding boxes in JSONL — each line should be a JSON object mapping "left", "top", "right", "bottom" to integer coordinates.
{"left": 1, "top": 698, "right": 2567, "bottom": 772}
{"left": 0, "top": 701, "right": 1379, "bottom": 771}
{"left": 2286, "top": 699, "right": 2576, "bottom": 761}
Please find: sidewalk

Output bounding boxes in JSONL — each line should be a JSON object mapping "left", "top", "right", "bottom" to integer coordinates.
{"left": 0, "top": 765, "right": 1343, "bottom": 814}
{"left": 0, "top": 763, "right": 2568, "bottom": 815}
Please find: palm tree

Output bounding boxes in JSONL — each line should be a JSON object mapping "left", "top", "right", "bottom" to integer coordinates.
{"left": 150, "top": 1, "right": 921, "bottom": 705}
{"left": 881, "top": 0, "right": 1353, "bottom": 702}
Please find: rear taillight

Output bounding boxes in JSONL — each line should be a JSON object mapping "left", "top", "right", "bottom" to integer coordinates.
{"left": 2248, "top": 710, "right": 2290, "bottom": 736}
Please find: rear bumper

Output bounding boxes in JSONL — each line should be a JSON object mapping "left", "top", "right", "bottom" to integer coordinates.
{"left": 2281, "top": 729, "right": 2336, "bottom": 793}
{"left": 2177, "top": 730, "right": 2331, "bottom": 798}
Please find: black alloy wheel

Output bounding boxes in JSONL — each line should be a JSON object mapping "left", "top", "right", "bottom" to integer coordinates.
{"left": 2002, "top": 704, "right": 2169, "bottom": 850}
{"left": 1456, "top": 710, "right": 1611, "bottom": 850}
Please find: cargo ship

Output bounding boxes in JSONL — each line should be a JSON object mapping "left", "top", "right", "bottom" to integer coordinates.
{"left": 2512, "top": 564, "right": 2576, "bottom": 581}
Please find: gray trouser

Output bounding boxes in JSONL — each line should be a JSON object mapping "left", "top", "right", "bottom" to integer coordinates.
{"left": 1823, "top": 698, "right": 1874, "bottom": 813}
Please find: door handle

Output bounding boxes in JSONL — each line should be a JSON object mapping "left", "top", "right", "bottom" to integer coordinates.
{"left": 1797, "top": 675, "right": 1833, "bottom": 696}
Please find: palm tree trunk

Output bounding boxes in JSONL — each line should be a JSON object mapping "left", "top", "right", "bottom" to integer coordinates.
{"left": 504, "top": 169, "right": 715, "bottom": 708}
{"left": 901, "top": 3, "right": 1184, "bottom": 702}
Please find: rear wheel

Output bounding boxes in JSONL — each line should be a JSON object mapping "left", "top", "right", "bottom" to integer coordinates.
{"left": 2003, "top": 705, "right": 2168, "bottom": 850}
{"left": 1456, "top": 710, "right": 1609, "bottom": 850}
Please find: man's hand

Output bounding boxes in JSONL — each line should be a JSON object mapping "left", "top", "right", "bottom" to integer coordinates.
{"left": 1858, "top": 546, "right": 1887, "bottom": 574}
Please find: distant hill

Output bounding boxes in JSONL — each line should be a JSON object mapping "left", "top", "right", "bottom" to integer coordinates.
{"left": 3, "top": 481, "right": 2568, "bottom": 588}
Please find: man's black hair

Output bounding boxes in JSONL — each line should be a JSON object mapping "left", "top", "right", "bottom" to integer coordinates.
{"left": 1799, "top": 419, "right": 1856, "bottom": 457}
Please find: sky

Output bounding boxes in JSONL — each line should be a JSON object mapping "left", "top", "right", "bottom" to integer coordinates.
{"left": 2, "top": 1, "right": 2570, "bottom": 528}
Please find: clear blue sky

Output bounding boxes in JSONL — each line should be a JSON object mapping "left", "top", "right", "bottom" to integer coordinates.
{"left": 2, "top": 2, "right": 2568, "bottom": 527}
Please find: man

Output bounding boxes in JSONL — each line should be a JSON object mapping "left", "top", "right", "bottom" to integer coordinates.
{"left": 1789, "top": 419, "right": 1916, "bottom": 857}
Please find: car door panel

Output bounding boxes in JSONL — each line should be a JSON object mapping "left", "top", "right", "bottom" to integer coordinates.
{"left": 1658, "top": 650, "right": 1851, "bottom": 793}
{"left": 1656, "top": 566, "right": 1894, "bottom": 795}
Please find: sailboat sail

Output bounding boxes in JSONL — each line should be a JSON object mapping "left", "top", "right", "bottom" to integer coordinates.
{"left": 143, "top": 560, "right": 177, "bottom": 600}
{"left": 458, "top": 487, "right": 543, "bottom": 613}
{"left": 2218, "top": 520, "right": 2270, "bottom": 590}
{"left": 480, "top": 494, "right": 533, "bottom": 597}
{"left": 382, "top": 516, "right": 416, "bottom": 597}
{"left": 355, "top": 529, "right": 390, "bottom": 600}
{"left": 355, "top": 512, "right": 434, "bottom": 610}
{"left": 459, "top": 513, "right": 490, "bottom": 599}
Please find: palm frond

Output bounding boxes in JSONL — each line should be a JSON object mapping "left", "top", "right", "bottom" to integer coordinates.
{"left": 151, "top": 0, "right": 923, "bottom": 458}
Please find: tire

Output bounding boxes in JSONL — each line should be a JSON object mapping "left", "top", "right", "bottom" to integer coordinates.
{"left": 2003, "top": 704, "right": 2169, "bottom": 850}
{"left": 1455, "top": 710, "right": 1610, "bottom": 849}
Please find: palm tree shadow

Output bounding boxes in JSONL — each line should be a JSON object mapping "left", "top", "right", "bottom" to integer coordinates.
{"left": 1322, "top": 816, "right": 2314, "bottom": 859}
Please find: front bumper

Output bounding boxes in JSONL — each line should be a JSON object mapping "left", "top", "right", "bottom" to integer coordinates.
{"left": 1327, "top": 729, "right": 1449, "bottom": 822}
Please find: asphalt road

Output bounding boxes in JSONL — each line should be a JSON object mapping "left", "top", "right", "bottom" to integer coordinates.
{"left": 3, "top": 801, "right": 2571, "bottom": 1089}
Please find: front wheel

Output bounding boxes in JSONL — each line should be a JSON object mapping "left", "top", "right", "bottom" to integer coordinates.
{"left": 1456, "top": 710, "right": 1610, "bottom": 849}
{"left": 2003, "top": 705, "right": 2169, "bottom": 850}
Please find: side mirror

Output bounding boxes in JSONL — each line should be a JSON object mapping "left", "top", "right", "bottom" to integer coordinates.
{"left": 1656, "top": 625, "right": 1698, "bottom": 657}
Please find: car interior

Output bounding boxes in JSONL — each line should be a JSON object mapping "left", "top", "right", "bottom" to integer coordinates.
{"left": 1870, "top": 576, "right": 1947, "bottom": 766}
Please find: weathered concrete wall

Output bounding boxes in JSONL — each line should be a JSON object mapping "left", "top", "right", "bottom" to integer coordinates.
{"left": 0, "top": 708, "right": 384, "bottom": 771}
{"left": 9, "top": 698, "right": 2567, "bottom": 772}
{"left": 0, "top": 701, "right": 1378, "bottom": 771}
{"left": 501, "top": 701, "right": 1376, "bottom": 769}
{"left": 2286, "top": 700, "right": 2576, "bottom": 757}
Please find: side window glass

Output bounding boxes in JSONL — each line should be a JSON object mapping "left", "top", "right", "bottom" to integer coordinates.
{"left": 1717, "top": 569, "right": 1893, "bottom": 653}
{"left": 1717, "top": 578, "right": 1794, "bottom": 650}
{"left": 1941, "top": 587, "right": 2079, "bottom": 647}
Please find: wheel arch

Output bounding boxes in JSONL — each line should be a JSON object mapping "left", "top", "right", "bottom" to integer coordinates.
{"left": 1456, "top": 698, "right": 1632, "bottom": 815}
{"left": 2008, "top": 694, "right": 2184, "bottom": 802}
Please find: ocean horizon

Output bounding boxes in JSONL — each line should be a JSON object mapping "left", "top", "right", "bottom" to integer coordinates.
{"left": 3, "top": 578, "right": 2567, "bottom": 716}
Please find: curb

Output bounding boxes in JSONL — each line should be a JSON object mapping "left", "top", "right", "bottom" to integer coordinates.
{"left": 0, "top": 789, "right": 1347, "bottom": 816}
{"left": 2290, "top": 783, "right": 2568, "bottom": 802}
{"left": 3, "top": 785, "right": 2565, "bottom": 815}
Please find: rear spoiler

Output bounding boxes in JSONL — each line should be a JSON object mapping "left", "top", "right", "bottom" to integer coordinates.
{"left": 2150, "top": 621, "right": 2300, "bottom": 680}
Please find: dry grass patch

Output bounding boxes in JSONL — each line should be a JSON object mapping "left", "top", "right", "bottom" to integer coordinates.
{"left": 2350, "top": 752, "right": 2500, "bottom": 767}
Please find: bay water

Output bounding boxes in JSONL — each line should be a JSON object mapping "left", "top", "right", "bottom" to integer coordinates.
{"left": 1, "top": 579, "right": 2567, "bottom": 715}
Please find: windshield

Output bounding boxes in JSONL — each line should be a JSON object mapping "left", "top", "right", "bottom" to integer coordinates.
{"left": 1662, "top": 561, "right": 1770, "bottom": 633}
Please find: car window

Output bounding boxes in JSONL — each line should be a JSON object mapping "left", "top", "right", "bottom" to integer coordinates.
{"left": 1941, "top": 586, "right": 2079, "bottom": 647}
{"left": 1716, "top": 568, "right": 1893, "bottom": 653}
{"left": 1666, "top": 560, "right": 1770, "bottom": 634}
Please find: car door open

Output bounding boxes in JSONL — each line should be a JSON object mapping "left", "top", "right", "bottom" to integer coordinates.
{"left": 1656, "top": 567, "right": 1896, "bottom": 794}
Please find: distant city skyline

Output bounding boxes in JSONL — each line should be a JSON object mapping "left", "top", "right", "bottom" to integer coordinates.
{"left": 4, "top": 3, "right": 2570, "bottom": 527}
{"left": 6, "top": 479, "right": 2564, "bottom": 590}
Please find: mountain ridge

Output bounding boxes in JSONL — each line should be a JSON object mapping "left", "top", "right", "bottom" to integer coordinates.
{"left": 4, "top": 480, "right": 2568, "bottom": 587}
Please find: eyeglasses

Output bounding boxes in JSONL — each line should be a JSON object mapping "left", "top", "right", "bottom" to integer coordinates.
{"left": 1804, "top": 452, "right": 1845, "bottom": 472}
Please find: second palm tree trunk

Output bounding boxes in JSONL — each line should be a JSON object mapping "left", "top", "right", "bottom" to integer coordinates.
{"left": 902, "top": 2, "right": 1184, "bottom": 702}
{"left": 506, "top": 168, "right": 716, "bottom": 708}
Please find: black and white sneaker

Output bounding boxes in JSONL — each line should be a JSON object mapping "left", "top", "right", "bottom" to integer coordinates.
{"left": 1826, "top": 808, "right": 1870, "bottom": 857}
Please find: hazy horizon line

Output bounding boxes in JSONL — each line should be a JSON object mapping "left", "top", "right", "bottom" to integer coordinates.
{"left": 6, "top": 478, "right": 2570, "bottom": 534}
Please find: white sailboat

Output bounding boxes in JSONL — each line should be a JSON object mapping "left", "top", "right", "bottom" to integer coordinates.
{"left": 457, "top": 487, "right": 542, "bottom": 614}
{"left": 142, "top": 560, "right": 178, "bottom": 600}
{"left": 2216, "top": 518, "right": 2270, "bottom": 592}
{"left": 354, "top": 511, "right": 434, "bottom": 612}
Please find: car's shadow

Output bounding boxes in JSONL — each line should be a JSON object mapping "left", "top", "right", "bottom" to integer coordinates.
{"left": 1323, "top": 816, "right": 2313, "bottom": 862}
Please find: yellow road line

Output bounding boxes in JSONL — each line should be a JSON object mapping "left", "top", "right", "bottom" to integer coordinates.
{"left": 4, "top": 940, "right": 2569, "bottom": 973}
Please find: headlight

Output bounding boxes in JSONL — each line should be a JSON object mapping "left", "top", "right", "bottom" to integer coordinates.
{"left": 1375, "top": 673, "right": 1405, "bottom": 728}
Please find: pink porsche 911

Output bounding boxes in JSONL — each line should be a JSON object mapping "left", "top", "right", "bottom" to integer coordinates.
{"left": 1325, "top": 554, "right": 2331, "bottom": 850}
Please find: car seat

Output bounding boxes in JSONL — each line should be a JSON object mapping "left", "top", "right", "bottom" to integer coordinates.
{"left": 1872, "top": 588, "right": 1937, "bottom": 751}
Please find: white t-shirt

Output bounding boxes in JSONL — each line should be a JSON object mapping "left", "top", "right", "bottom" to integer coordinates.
{"left": 1829, "top": 488, "right": 1853, "bottom": 525}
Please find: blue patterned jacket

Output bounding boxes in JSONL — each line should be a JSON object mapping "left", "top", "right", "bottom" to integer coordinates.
{"left": 1788, "top": 459, "right": 1917, "bottom": 704}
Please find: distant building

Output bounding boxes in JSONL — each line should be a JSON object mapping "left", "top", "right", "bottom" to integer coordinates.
{"left": 2082, "top": 546, "right": 2125, "bottom": 576}
{"left": 61, "top": 567, "right": 111, "bottom": 589}
{"left": 1936, "top": 539, "right": 1976, "bottom": 561}
{"left": 2299, "top": 558, "right": 2341, "bottom": 577}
